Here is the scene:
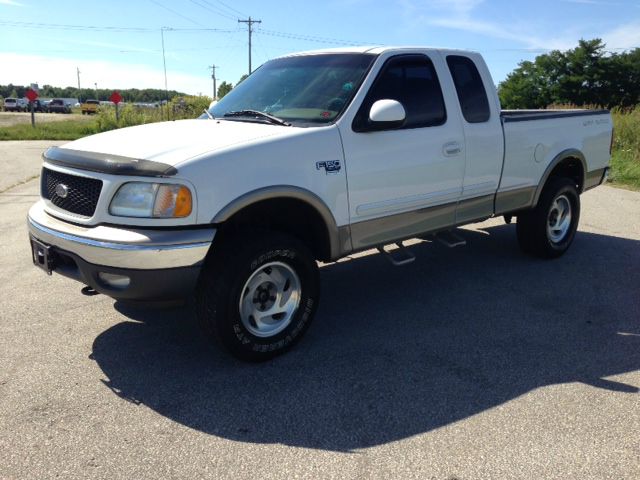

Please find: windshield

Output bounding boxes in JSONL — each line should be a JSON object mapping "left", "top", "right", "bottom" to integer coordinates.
{"left": 209, "top": 53, "right": 376, "bottom": 126}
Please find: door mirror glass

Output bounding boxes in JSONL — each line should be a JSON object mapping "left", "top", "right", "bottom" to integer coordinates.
{"left": 369, "top": 99, "right": 406, "bottom": 124}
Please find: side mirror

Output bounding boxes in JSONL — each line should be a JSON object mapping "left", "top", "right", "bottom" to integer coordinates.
{"left": 369, "top": 99, "right": 406, "bottom": 124}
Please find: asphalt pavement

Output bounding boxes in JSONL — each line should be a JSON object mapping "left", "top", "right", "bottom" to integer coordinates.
{"left": 0, "top": 141, "right": 638, "bottom": 479}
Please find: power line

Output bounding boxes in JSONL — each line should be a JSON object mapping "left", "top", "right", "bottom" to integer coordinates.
{"left": 0, "top": 20, "right": 154, "bottom": 32}
{"left": 206, "top": 0, "right": 248, "bottom": 18}
{"left": 150, "top": 0, "right": 207, "bottom": 27}
{"left": 0, "top": 20, "right": 236, "bottom": 33}
{"left": 257, "top": 28, "right": 374, "bottom": 47}
{"left": 2, "top": 20, "right": 635, "bottom": 53}
{"left": 188, "top": 0, "right": 236, "bottom": 21}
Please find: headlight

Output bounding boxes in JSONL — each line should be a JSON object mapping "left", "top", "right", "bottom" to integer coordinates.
{"left": 109, "top": 182, "right": 192, "bottom": 218}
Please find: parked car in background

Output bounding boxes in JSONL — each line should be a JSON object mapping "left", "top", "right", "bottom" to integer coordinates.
{"left": 30, "top": 99, "right": 49, "bottom": 112}
{"left": 47, "top": 99, "right": 71, "bottom": 114}
{"left": 81, "top": 99, "right": 100, "bottom": 115}
{"left": 2, "top": 98, "right": 25, "bottom": 112}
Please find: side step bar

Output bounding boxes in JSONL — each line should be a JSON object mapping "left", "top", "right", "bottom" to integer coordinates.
{"left": 377, "top": 242, "right": 416, "bottom": 266}
{"left": 378, "top": 230, "right": 467, "bottom": 267}
{"left": 433, "top": 230, "right": 467, "bottom": 248}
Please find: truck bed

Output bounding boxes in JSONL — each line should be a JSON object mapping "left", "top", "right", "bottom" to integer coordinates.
{"left": 498, "top": 108, "right": 612, "bottom": 208}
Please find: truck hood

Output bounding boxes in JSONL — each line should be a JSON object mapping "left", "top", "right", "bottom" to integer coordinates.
{"left": 61, "top": 119, "right": 293, "bottom": 167}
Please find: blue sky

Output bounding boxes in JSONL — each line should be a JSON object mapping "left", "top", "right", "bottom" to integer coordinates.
{"left": 1, "top": 0, "right": 638, "bottom": 96}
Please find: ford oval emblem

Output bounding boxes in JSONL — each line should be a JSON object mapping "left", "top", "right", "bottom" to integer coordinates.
{"left": 55, "top": 184, "right": 69, "bottom": 198}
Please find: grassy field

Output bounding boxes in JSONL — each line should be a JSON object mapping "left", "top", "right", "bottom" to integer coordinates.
{"left": 0, "top": 119, "right": 99, "bottom": 140}
{"left": 1, "top": 103, "right": 638, "bottom": 190}
{"left": 608, "top": 107, "right": 640, "bottom": 190}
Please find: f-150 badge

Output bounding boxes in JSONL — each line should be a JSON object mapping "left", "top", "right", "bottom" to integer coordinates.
{"left": 316, "top": 160, "right": 341, "bottom": 174}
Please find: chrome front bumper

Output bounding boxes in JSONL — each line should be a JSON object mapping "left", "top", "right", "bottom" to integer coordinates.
{"left": 27, "top": 201, "right": 216, "bottom": 301}
{"left": 28, "top": 201, "right": 215, "bottom": 270}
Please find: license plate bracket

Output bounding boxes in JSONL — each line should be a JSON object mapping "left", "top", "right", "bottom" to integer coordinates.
{"left": 30, "top": 236, "right": 56, "bottom": 275}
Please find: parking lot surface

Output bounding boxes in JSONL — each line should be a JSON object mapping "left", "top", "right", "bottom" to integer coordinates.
{"left": 0, "top": 141, "right": 638, "bottom": 479}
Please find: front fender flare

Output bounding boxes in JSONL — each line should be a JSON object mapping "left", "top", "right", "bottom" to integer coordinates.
{"left": 211, "top": 185, "right": 349, "bottom": 260}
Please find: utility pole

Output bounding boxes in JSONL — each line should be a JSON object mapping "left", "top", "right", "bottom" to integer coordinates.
{"left": 76, "top": 67, "right": 81, "bottom": 101}
{"left": 238, "top": 17, "right": 261, "bottom": 74}
{"left": 208, "top": 64, "right": 218, "bottom": 100}
{"left": 161, "top": 27, "right": 171, "bottom": 120}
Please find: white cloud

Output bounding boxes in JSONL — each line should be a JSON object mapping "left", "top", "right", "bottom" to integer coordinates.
{"left": 398, "top": 0, "right": 583, "bottom": 51}
{"left": 601, "top": 21, "right": 640, "bottom": 50}
{"left": 0, "top": 0, "right": 24, "bottom": 5}
{"left": 0, "top": 53, "right": 211, "bottom": 95}
{"left": 561, "top": 0, "right": 625, "bottom": 5}
{"left": 428, "top": 17, "right": 576, "bottom": 51}
{"left": 430, "top": 0, "right": 485, "bottom": 13}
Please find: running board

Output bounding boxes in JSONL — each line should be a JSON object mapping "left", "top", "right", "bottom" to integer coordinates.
{"left": 423, "top": 230, "right": 467, "bottom": 248}
{"left": 377, "top": 242, "right": 416, "bottom": 266}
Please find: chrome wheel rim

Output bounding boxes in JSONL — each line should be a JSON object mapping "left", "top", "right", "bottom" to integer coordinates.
{"left": 547, "top": 194, "right": 572, "bottom": 243}
{"left": 239, "top": 261, "right": 301, "bottom": 338}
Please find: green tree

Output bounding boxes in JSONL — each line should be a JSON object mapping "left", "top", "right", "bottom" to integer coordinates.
{"left": 236, "top": 74, "right": 249, "bottom": 86}
{"left": 498, "top": 39, "right": 640, "bottom": 109}
{"left": 217, "top": 81, "right": 233, "bottom": 99}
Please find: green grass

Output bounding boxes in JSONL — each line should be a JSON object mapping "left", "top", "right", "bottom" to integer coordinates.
{"left": 608, "top": 151, "right": 640, "bottom": 190}
{"left": 0, "top": 120, "right": 99, "bottom": 140}
{"left": 606, "top": 107, "right": 640, "bottom": 190}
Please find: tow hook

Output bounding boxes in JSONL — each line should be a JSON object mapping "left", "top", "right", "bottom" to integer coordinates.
{"left": 81, "top": 286, "right": 100, "bottom": 296}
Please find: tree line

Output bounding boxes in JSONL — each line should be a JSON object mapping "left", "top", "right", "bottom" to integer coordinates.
{"left": 216, "top": 74, "right": 249, "bottom": 100}
{"left": 5, "top": 41, "right": 637, "bottom": 109}
{"left": 0, "top": 84, "right": 187, "bottom": 103}
{"left": 498, "top": 39, "right": 640, "bottom": 109}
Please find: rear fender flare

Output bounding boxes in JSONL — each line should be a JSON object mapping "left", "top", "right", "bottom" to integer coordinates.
{"left": 533, "top": 149, "right": 586, "bottom": 206}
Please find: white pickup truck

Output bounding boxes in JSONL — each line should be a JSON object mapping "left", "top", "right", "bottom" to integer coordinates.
{"left": 28, "top": 47, "right": 612, "bottom": 361}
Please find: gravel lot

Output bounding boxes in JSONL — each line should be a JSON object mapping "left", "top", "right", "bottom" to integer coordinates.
{"left": 0, "top": 141, "right": 638, "bottom": 479}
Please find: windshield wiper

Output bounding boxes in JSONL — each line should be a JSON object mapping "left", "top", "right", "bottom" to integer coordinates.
{"left": 223, "top": 110, "right": 291, "bottom": 126}
{"left": 203, "top": 109, "right": 215, "bottom": 119}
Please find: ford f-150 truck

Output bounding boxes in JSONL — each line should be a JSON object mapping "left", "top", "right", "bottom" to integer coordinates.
{"left": 27, "top": 47, "right": 612, "bottom": 361}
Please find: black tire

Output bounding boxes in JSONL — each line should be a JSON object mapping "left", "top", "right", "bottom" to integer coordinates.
{"left": 196, "top": 230, "right": 320, "bottom": 362}
{"left": 516, "top": 177, "right": 580, "bottom": 258}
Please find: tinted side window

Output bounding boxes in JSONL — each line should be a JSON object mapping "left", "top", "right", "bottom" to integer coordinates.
{"left": 353, "top": 55, "right": 446, "bottom": 131}
{"left": 446, "top": 55, "right": 490, "bottom": 123}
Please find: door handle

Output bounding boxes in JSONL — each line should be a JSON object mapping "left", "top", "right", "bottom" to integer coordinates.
{"left": 443, "top": 142, "right": 462, "bottom": 156}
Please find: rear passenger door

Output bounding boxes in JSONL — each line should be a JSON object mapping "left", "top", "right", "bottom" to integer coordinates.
{"left": 445, "top": 54, "right": 504, "bottom": 223}
{"left": 340, "top": 53, "right": 466, "bottom": 250}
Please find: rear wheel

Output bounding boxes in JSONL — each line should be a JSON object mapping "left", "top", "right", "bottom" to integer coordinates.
{"left": 516, "top": 177, "right": 580, "bottom": 258}
{"left": 196, "top": 231, "right": 320, "bottom": 361}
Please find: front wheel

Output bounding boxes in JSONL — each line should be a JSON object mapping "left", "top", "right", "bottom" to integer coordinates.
{"left": 196, "top": 231, "right": 320, "bottom": 361}
{"left": 516, "top": 177, "right": 581, "bottom": 258}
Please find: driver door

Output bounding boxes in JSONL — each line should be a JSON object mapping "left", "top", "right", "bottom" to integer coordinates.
{"left": 340, "top": 53, "right": 465, "bottom": 250}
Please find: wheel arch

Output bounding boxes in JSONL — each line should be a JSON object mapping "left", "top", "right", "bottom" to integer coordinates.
{"left": 211, "top": 186, "right": 349, "bottom": 261}
{"left": 533, "top": 149, "right": 586, "bottom": 206}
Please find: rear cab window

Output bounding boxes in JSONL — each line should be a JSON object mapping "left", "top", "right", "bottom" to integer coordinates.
{"left": 353, "top": 54, "right": 447, "bottom": 132}
{"left": 446, "top": 55, "right": 490, "bottom": 123}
